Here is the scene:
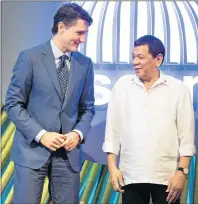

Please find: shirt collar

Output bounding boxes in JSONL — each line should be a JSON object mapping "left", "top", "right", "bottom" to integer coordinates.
{"left": 157, "top": 71, "right": 169, "bottom": 86}
{"left": 50, "top": 39, "right": 71, "bottom": 60}
{"left": 131, "top": 71, "right": 169, "bottom": 86}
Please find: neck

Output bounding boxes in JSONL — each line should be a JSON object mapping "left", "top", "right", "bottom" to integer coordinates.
{"left": 140, "top": 69, "right": 160, "bottom": 85}
{"left": 52, "top": 35, "right": 69, "bottom": 53}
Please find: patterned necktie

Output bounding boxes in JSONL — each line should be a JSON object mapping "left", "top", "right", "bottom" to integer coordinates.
{"left": 57, "top": 54, "right": 69, "bottom": 100}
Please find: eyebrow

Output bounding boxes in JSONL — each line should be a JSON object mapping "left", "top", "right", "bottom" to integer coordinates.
{"left": 76, "top": 30, "right": 88, "bottom": 34}
{"left": 132, "top": 54, "right": 145, "bottom": 57}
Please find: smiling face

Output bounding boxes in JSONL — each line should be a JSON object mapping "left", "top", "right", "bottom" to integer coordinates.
{"left": 132, "top": 45, "right": 163, "bottom": 81}
{"left": 56, "top": 18, "right": 89, "bottom": 52}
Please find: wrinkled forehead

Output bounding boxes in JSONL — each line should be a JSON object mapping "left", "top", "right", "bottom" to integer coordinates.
{"left": 133, "top": 45, "right": 150, "bottom": 55}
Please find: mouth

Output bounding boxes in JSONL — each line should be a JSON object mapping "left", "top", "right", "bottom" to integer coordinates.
{"left": 134, "top": 68, "right": 142, "bottom": 71}
{"left": 74, "top": 42, "right": 80, "bottom": 47}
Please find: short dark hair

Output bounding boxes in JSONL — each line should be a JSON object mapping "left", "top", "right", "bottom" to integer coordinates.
{"left": 52, "top": 3, "right": 93, "bottom": 34}
{"left": 134, "top": 35, "right": 165, "bottom": 65}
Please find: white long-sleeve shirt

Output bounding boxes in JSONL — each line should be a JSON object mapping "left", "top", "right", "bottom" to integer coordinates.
{"left": 103, "top": 74, "right": 196, "bottom": 186}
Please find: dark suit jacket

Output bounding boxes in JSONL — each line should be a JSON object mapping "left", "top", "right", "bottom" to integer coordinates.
{"left": 5, "top": 41, "right": 95, "bottom": 172}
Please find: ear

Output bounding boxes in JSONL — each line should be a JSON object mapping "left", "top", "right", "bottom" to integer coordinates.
{"left": 57, "top": 22, "right": 65, "bottom": 34}
{"left": 155, "top": 54, "right": 163, "bottom": 67}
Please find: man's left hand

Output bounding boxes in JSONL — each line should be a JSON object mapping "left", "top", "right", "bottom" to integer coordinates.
{"left": 61, "top": 132, "right": 80, "bottom": 151}
{"left": 166, "top": 170, "right": 185, "bottom": 203}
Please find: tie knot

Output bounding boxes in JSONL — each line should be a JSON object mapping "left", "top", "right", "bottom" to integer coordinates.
{"left": 60, "top": 54, "right": 68, "bottom": 61}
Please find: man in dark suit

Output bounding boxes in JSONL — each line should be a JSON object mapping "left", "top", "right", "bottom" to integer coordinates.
{"left": 5, "top": 3, "right": 95, "bottom": 203}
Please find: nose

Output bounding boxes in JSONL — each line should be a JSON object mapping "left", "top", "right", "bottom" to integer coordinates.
{"left": 80, "top": 34, "right": 86, "bottom": 43}
{"left": 133, "top": 57, "right": 139, "bottom": 66}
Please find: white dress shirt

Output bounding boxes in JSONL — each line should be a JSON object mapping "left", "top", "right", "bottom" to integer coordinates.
{"left": 35, "top": 39, "right": 83, "bottom": 142}
{"left": 103, "top": 73, "right": 196, "bottom": 186}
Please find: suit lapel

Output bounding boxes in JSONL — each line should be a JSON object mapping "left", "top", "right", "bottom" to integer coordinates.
{"left": 41, "top": 41, "right": 63, "bottom": 102}
{"left": 63, "top": 52, "right": 81, "bottom": 106}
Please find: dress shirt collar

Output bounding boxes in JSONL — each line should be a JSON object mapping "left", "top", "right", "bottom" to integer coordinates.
{"left": 131, "top": 70, "right": 169, "bottom": 87}
{"left": 50, "top": 39, "right": 71, "bottom": 60}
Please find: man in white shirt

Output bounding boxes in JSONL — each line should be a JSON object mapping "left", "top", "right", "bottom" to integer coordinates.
{"left": 103, "top": 35, "right": 195, "bottom": 204}
{"left": 5, "top": 3, "right": 95, "bottom": 203}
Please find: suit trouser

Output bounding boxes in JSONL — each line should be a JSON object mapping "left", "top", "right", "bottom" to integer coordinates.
{"left": 13, "top": 148, "right": 80, "bottom": 204}
{"left": 122, "top": 183, "right": 180, "bottom": 204}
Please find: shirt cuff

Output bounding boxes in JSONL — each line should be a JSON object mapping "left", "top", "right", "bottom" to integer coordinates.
{"left": 179, "top": 145, "right": 196, "bottom": 156}
{"left": 102, "top": 142, "right": 120, "bottom": 155}
{"left": 35, "top": 129, "right": 47, "bottom": 143}
{"left": 72, "top": 129, "right": 83, "bottom": 142}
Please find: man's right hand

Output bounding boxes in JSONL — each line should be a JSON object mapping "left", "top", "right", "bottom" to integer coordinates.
{"left": 109, "top": 166, "right": 125, "bottom": 193}
{"left": 40, "top": 132, "right": 66, "bottom": 151}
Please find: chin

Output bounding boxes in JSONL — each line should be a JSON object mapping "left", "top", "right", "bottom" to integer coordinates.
{"left": 70, "top": 47, "right": 78, "bottom": 52}
{"left": 135, "top": 71, "right": 145, "bottom": 78}
{"left": 135, "top": 73, "right": 142, "bottom": 78}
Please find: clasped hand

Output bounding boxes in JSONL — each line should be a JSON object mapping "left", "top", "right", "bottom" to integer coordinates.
{"left": 40, "top": 131, "right": 80, "bottom": 152}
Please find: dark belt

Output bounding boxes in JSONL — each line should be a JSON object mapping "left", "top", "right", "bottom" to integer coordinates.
{"left": 51, "top": 148, "right": 68, "bottom": 159}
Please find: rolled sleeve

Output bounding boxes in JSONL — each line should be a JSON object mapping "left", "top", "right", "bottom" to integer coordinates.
{"left": 102, "top": 86, "right": 121, "bottom": 155}
{"left": 179, "top": 144, "right": 196, "bottom": 156}
{"left": 177, "top": 85, "right": 196, "bottom": 156}
{"left": 102, "top": 141, "right": 120, "bottom": 155}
